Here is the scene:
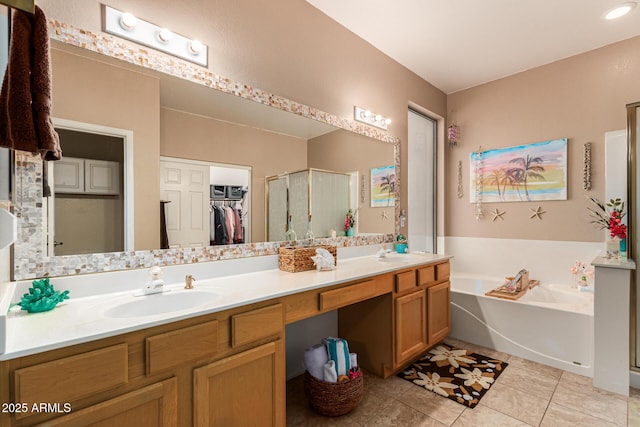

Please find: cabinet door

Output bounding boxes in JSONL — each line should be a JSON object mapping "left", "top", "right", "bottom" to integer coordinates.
{"left": 427, "top": 281, "right": 451, "bottom": 345}
{"left": 194, "top": 341, "right": 284, "bottom": 426}
{"left": 395, "top": 289, "right": 427, "bottom": 366}
{"left": 53, "top": 157, "right": 84, "bottom": 193}
{"left": 85, "top": 159, "right": 120, "bottom": 195}
{"left": 41, "top": 378, "right": 177, "bottom": 426}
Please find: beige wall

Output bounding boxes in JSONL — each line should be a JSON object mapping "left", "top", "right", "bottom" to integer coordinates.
{"left": 39, "top": 0, "right": 448, "bottom": 239}
{"left": 160, "top": 108, "right": 307, "bottom": 242}
{"left": 446, "top": 36, "right": 640, "bottom": 242}
{"left": 308, "top": 130, "right": 395, "bottom": 234}
{"left": 51, "top": 48, "right": 160, "bottom": 250}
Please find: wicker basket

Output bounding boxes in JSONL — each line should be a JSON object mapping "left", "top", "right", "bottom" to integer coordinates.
{"left": 278, "top": 245, "right": 337, "bottom": 273}
{"left": 303, "top": 369, "right": 364, "bottom": 416}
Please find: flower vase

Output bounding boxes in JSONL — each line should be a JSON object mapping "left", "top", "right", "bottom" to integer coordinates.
{"left": 346, "top": 227, "right": 355, "bottom": 237}
{"left": 620, "top": 237, "right": 627, "bottom": 258}
{"left": 606, "top": 236, "right": 620, "bottom": 259}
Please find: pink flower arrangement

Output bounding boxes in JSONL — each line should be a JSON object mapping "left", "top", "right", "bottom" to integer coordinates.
{"left": 344, "top": 209, "right": 355, "bottom": 232}
{"left": 588, "top": 197, "right": 627, "bottom": 239}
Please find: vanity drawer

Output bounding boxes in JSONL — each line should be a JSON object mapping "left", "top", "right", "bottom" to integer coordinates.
{"left": 417, "top": 265, "right": 436, "bottom": 287}
{"left": 14, "top": 344, "right": 128, "bottom": 417}
{"left": 320, "top": 275, "right": 393, "bottom": 311}
{"left": 146, "top": 320, "right": 218, "bottom": 375}
{"left": 436, "top": 262, "right": 450, "bottom": 282}
{"left": 395, "top": 270, "right": 417, "bottom": 293}
{"left": 232, "top": 304, "right": 283, "bottom": 348}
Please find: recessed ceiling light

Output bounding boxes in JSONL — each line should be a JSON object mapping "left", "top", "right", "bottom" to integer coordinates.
{"left": 604, "top": 2, "right": 637, "bottom": 20}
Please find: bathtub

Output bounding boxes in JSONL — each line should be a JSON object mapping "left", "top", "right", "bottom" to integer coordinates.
{"left": 449, "top": 273, "right": 594, "bottom": 376}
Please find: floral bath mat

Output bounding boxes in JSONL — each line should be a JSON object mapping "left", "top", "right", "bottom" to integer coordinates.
{"left": 397, "top": 343, "right": 508, "bottom": 408}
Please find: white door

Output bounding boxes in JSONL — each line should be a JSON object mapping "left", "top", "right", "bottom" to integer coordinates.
{"left": 408, "top": 109, "right": 436, "bottom": 253}
{"left": 160, "top": 159, "right": 210, "bottom": 248}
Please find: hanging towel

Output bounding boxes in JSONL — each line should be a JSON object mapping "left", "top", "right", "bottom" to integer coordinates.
{"left": 303, "top": 343, "right": 329, "bottom": 381}
{"left": 322, "top": 360, "right": 337, "bottom": 383}
{"left": 0, "top": 5, "right": 62, "bottom": 160}
{"left": 323, "top": 337, "right": 351, "bottom": 377}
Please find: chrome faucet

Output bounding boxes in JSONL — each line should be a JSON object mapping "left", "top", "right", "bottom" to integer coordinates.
{"left": 185, "top": 274, "right": 196, "bottom": 289}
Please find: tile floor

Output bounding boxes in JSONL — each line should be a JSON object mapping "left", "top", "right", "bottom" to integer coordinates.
{"left": 286, "top": 338, "right": 640, "bottom": 426}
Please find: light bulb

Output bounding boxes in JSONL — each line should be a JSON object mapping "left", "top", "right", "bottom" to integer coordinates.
{"left": 119, "top": 12, "right": 137, "bottom": 30}
{"left": 189, "top": 39, "right": 204, "bottom": 55}
{"left": 363, "top": 110, "right": 372, "bottom": 117}
{"left": 157, "top": 28, "right": 172, "bottom": 43}
{"left": 605, "top": 2, "right": 636, "bottom": 19}
{"left": 384, "top": 118, "right": 392, "bottom": 125}
{"left": 375, "top": 114, "right": 382, "bottom": 122}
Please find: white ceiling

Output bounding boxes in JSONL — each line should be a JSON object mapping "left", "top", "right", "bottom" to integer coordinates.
{"left": 306, "top": 0, "right": 640, "bottom": 94}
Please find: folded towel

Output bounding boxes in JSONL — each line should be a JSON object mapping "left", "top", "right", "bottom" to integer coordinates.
{"left": 350, "top": 352, "right": 358, "bottom": 370}
{"left": 303, "top": 343, "right": 328, "bottom": 381}
{"left": 323, "top": 360, "right": 337, "bottom": 383}
{"left": 324, "top": 337, "right": 351, "bottom": 376}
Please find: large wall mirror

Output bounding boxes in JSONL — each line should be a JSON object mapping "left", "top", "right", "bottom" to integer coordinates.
{"left": 12, "top": 21, "right": 399, "bottom": 280}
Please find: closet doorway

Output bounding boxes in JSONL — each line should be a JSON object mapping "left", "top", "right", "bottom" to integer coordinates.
{"left": 407, "top": 109, "right": 437, "bottom": 253}
{"left": 160, "top": 157, "right": 250, "bottom": 248}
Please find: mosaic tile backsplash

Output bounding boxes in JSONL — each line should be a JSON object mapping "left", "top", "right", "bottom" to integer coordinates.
{"left": 11, "top": 21, "right": 401, "bottom": 280}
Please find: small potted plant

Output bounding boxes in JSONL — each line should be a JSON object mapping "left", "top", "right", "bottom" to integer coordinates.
{"left": 395, "top": 233, "right": 408, "bottom": 253}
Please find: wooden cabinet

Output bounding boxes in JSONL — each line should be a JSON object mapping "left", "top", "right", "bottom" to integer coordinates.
{"left": 54, "top": 157, "right": 120, "bottom": 195}
{"left": 394, "top": 289, "right": 427, "bottom": 364}
{"left": 0, "top": 259, "right": 449, "bottom": 425}
{"left": 339, "top": 260, "right": 451, "bottom": 377}
{"left": 194, "top": 341, "right": 284, "bottom": 426}
{"left": 427, "top": 281, "right": 451, "bottom": 345}
{"left": 0, "top": 303, "right": 285, "bottom": 426}
{"left": 37, "top": 378, "right": 177, "bottom": 426}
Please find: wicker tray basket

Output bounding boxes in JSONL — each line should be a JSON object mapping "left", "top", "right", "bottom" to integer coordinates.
{"left": 303, "top": 369, "right": 364, "bottom": 417}
{"left": 278, "top": 245, "right": 337, "bottom": 273}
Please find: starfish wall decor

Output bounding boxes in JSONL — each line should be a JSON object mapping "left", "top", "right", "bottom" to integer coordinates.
{"left": 491, "top": 208, "right": 505, "bottom": 222}
{"left": 529, "top": 206, "right": 546, "bottom": 220}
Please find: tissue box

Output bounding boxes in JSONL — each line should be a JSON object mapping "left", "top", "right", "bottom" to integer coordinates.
{"left": 278, "top": 245, "right": 337, "bottom": 273}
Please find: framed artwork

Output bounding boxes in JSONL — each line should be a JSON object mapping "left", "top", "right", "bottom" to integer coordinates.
{"left": 370, "top": 165, "right": 395, "bottom": 207}
{"left": 470, "top": 138, "right": 568, "bottom": 203}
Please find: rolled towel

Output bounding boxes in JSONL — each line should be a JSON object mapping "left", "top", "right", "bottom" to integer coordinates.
{"left": 303, "top": 343, "right": 329, "bottom": 381}
{"left": 350, "top": 352, "right": 358, "bottom": 370}
{"left": 323, "top": 337, "right": 351, "bottom": 376}
{"left": 323, "top": 360, "right": 338, "bottom": 383}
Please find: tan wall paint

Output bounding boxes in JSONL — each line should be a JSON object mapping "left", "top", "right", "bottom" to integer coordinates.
{"left": 308, "top": 130, "right": 395, "bottom": 234}
{"left": 446, "top": 36, "right": 640, "bottom": 242}
{"left": 159, "top": 108, "right": 307, "bottom": 242}
{"left": 39, "top": 0, "right": 448, "bottom": 238}
{"left": 50, "top": 48, "right": 161, "bottom": 250}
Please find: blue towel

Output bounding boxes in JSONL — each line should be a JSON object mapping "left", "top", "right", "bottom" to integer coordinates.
{"left": 324, "top": 337, "right": 351, "bottom": 376}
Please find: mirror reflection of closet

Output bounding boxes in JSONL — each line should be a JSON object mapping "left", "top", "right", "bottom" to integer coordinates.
{"left": 160, "top": 157, "right": 250, "bottom": 248}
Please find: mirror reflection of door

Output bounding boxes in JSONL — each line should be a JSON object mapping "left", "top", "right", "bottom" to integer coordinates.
{"left": 48, "top": 128, "right": 125, "bottom": 256}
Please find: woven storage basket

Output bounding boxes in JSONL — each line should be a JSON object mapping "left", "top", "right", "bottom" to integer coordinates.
{"left": 278, "top": 245, "right": 337, "bottom": 273}
{"left": 303, "top": 369, "right": 363, "bottom": 417}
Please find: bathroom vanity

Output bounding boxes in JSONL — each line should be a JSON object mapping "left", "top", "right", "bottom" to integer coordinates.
{"left": 0, "top": 254, "right": 450, "bottom": 426}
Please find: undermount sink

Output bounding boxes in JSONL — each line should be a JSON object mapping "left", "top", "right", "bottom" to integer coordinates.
{"left": 104, "top": 290, "right": 216, "bottom": 318}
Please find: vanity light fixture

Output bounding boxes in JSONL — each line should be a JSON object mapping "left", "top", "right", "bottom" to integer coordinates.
{"left": 157, "top": 28, "right": 173, "bottom": 44}
{"left": 103, "top": 5, "right": 208, "bottom": 66}
{"left": 604, "top": 2, "right": 637, "bottom": 20}
{"left": 354, "top": 106, "right": 391, "bottom": 130}
{"left": 119, "top": 12, "right": 137, "bottom": 31}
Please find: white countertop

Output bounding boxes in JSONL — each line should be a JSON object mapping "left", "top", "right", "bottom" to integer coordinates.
{"left": 1, "top": 252, "right": 449, "bottom": 360}
{"left": 591, "top": 256, "right": 636, "bottom": 270}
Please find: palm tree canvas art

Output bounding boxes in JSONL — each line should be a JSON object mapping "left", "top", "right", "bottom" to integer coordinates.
{"left": 470, "top": 139, "right": 567, "bottom": 203}
{"left": 371, "top": 165, "right": 396, "bottom": 207}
